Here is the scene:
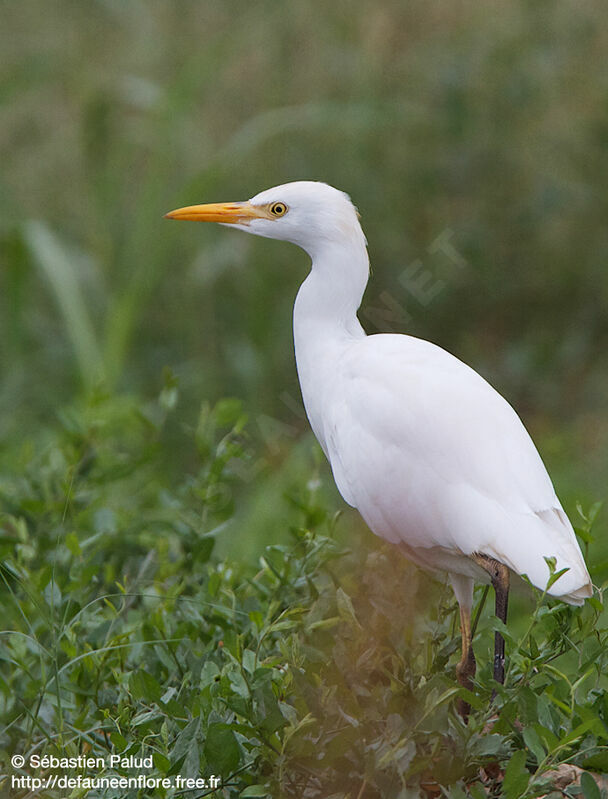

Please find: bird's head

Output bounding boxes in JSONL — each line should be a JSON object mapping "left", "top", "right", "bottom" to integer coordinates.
{"left": 165, "top": 181, "right": 366, "bottom": 257}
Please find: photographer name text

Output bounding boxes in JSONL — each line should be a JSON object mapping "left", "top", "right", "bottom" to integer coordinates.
{"left": 25, "top": 753, "right": 153, "bottom": 769}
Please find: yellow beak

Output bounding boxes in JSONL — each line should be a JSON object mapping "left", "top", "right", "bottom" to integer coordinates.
{"left": 164, "top": 201, "right": 270, "bottom": 225}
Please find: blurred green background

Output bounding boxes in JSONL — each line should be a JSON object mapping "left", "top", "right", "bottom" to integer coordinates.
{"left": 1, "top": 0, "right": 606, "bottom": 561}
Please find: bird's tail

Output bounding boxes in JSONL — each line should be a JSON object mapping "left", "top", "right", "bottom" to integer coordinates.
{"left": 488, "top": 507, "right": 592, "bottom": 606}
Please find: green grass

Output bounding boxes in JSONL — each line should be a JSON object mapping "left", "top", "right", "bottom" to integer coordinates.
{"left": 1, "top": 390, "right": 607, "bottom": 797}
{"left": 1, "top": 1, "right": 608, "bottom": 796}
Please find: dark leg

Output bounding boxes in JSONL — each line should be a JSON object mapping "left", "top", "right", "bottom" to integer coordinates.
{"left": 492, "top": 565, "right": 509, "bottom": 684}
{"left": 473, "top": 554, "right": 510, "bottom": 685}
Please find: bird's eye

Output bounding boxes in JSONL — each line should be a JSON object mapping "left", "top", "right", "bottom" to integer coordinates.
{"left": 269, "top": 202, "right": 288, "bottom": 217}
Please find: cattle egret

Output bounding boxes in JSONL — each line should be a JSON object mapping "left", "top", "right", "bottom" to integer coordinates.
{"left": 166, "top": 181, "right": 592, "bottom": 716}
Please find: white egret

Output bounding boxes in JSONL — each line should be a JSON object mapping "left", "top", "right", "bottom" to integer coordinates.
{"left": 166, "top": 181, "right": 592, "bottom": 715}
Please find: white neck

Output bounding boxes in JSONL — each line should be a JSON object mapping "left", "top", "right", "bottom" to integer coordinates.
{"left": 293, "top": 234, "right": 369, "bottom": 450}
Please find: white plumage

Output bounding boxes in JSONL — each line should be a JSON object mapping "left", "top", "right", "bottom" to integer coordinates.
{"left": 166, "top": 180, "right": 592, "bottom": 699}
{"left": 318, "top": 333, "right": 589, "bottom": 600}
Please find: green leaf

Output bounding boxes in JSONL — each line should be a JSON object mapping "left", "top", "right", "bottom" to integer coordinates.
{"left": 249, "top": 610, "right": 264, "bottom": 630}
{"left": 583, "top": 751, "right": 608, "bottom": 772}
{"left": 588, "top": 500, "right": 604, "bottom": 524}
{"left": 65, "top": 531, "right": 81, "bottom": 556}
{"left": 200, "top": 660, "right": 221, "bottom": 689}
{"left": 153, "top": 752, "right": 171, "bottom": 773}
{"left": 170, "top": 717, "right": 202, "bottom": 778}
{"left": 532, "top": 723, "right": 559, "bottom": 754}
{"left": 546, "top": 566, "right": 571, "bottom": 591}
{"left": 240, "top": 786, "right": 270, "bottom": 797}
{"left": 214, "top": 398, "right": 245, "bottom": 427}
{"left": 587, "top": 595, "right": 603, "bottom": 612}
{"left": 110, "top": 732, "right": 128, "bottom": 752}
{"left": 575, "top": 524, "right": 594, "bottom": 545}
{"left": 132, "top": 708, "right": 164, "bottom": 727}
{"left": 502, "top": 750, "right": 529, "bottom": 799}
{"left": 335, "top": 587, "right": 361, "bottom": 629}
{"left": 470, "top": 734, "right": 507, "bottom": 758}
{"left": 469, "top": 783, "right": 488, "bottom": 799}
{"left": 208, "top": 570, "right": 222, "bottom": 597}
{"left": 490, "top": 616, "right": 516, "bottom": 645}
{"left": 203, "top": 723, "right": 241, "bottom": 774}
{"left": 528, "top": 636, "right": 539, "bottom": 659}
{"left": 580, "top": 772, "right": 601, "bottom": 799}
{"left": 129, "top": 670, "right": 163, "bottom": 703}
{"left": 561, "top": 717, "right": 604, "bottom": 746}
{"left": 543, "top": 555, "right": 557, "bottom": 575}
{"left": 456, "top": 686, "right": 485, "bottom": 711}
{"left": 253, "top": 672, "right": 287, "bottom": 734}
{"left": 523, "top": 726, "right": 545, "bottom": 765}
{"left": 226, "top": 663, "right": 250, "bottom": 698}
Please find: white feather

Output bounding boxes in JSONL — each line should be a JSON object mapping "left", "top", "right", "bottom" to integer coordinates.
{"left": 277, "top": 182, "right": 591, "bottom": 605}
{"left": 171, "top": 180, "right": 593, "bottom": 608}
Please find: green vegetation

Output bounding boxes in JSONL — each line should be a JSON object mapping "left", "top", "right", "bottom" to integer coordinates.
{"left": 0, "top": 393, "right": 606, "bottom": 796}
{"left": 1, "top": 1, "right": 607, "bottom": 796}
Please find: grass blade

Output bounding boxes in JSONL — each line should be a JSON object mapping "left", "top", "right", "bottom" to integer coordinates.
{"left": 24, "top": 220, "right": 104, "bottom": 389}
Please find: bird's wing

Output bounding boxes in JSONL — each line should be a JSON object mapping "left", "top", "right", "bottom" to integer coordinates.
{"left": 323, "top": 333, "right": 590, "bottom": 599}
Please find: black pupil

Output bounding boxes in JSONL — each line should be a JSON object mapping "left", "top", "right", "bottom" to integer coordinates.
{"left": 274, "top": 204, "right": 283, "bottom": 214}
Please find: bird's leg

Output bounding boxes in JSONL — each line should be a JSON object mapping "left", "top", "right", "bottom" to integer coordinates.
{"left": 449, "top": 574, "right": 476, "bottom": 721}
{"left": 473, "top": 554, "right": 510, "bottom": 685}
{"left": 492, "top": 565, "right": 510, "bottom": 685}
{"left": 455, "top": 602, "right": 476, "bottom": 720}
